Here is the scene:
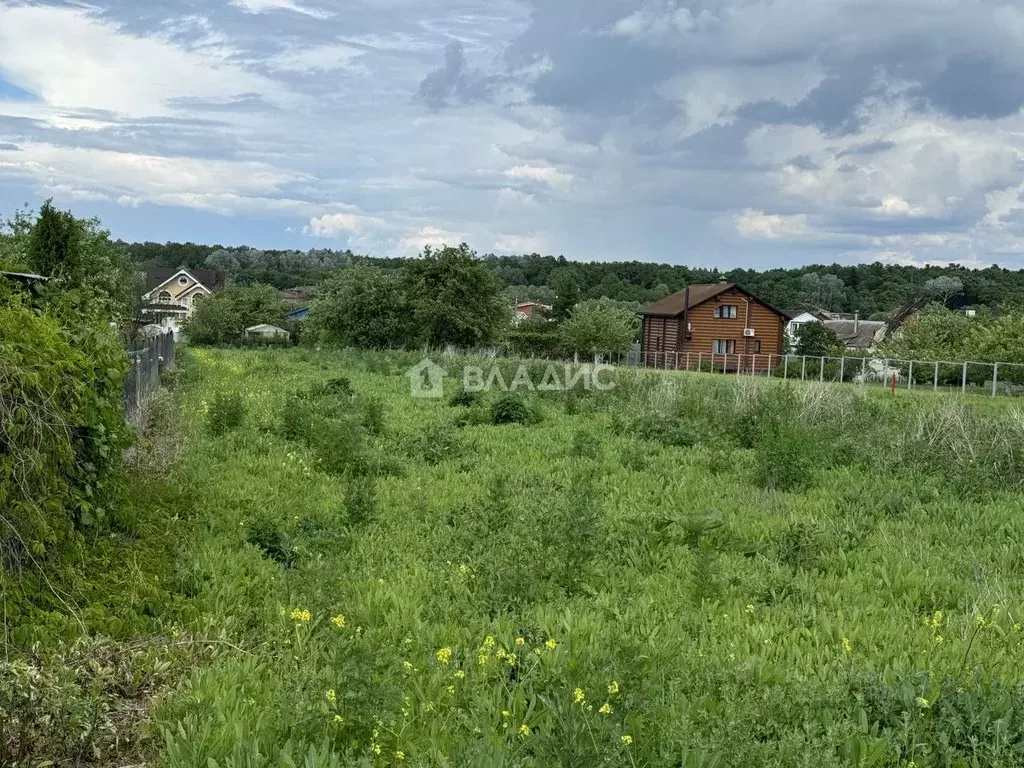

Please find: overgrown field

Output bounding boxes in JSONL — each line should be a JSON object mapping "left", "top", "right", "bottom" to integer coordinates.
{"left": 15, "top": 346, "right": 1024, "bottom": 767}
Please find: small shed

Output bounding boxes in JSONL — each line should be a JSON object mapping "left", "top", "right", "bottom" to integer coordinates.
{"left": 245, "top": 323, "right": 291, "bottom": 340}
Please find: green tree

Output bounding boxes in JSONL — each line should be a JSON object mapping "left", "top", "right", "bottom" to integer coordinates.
{"left": 924, "top": 276, "right": 964, "bottom": 306}
{"left": 310, "top": 267, "right": 417, "bottom": 348}
{"left": 550, "top": 267, "right": 582, "bottom": 322}
{"left": 184, "top": 284, "right": 287, "bottom": 345}
{"left": 880, "top": 305, "right": 974, "bottom": 362}
{"left": 800, "top": 272, "right": 846, "bottom": 312}
{"left": 403, "top": 243, "right": 506, "bottom": 347}
{"left": 795, "top": 322, "right": 842, "bottom": 357}
{"left": 559, "top": 298, "right": 640, "bottom": 356}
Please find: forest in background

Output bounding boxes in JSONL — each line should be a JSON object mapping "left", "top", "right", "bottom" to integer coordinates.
{"left": 117, "top": 240, "right": 1024, "bottom": 319}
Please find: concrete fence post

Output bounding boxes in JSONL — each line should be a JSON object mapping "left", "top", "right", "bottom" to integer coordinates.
{"left": 801, "top": 356, "right": 807, "bottom": 381}
{"left": 962, "top": 361, "right": 968, "bottom": 394}
{"left": 993, "top": 363, "right": 999, "bottom": 396}
{"left": 783, "top": 355, "right": 789, "bottom": 379}
{"left": 839, "top": 356, "right": 845, "bottom": 383}
{"left": 819, "top": 357, "right": 825, "bottom": 382}
{"left": 908, "top": 360, "right": 914, "bottom": 390}
{"left": 934, "top": 361, "right": 939, "bottom": 391}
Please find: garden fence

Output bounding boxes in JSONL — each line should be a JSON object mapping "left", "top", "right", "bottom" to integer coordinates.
{"left": 122, "top": 331, "right": 175, "bottom": 426}
{"left": 634, "top": 351, "right": 1024, "bottom": 396}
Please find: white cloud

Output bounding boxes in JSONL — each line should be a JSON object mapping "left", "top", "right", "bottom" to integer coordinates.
{"left": 877, "top": 195, "right": 927, "bottom": 216}
{"left": 504, "top": 164, "right": 573, "bottom": 189}
{"left": 304, "top": 211, "right": 381, "bottom": 236}
{"left": 269, "top": 43, "right": 365, "bottom": 72}
{"left": 494, "top": 233, "right": 543, "bottom": 252}
{"left": 496, "top": 187, "right": 537, "bottom": 207}
{"left": 400, "top": 226, "right": 465, "bottom": 252}
{"left": 734, "top": 209, "right": 810, "bottom": 239}
{"left": 0, "top": 142, "right": 311, "bottom": 216}
{"left": 230, "top": 0, "right": 330, "bottom": 19}
{"left": 0, "top": 4, "right": 289, "bottom": 119}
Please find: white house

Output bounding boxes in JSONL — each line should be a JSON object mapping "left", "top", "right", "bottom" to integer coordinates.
{"left": 781, "top": 309, "right": 826, "bottom": 351}
{"left": 139, "top": 267, "right": 221, "bottom": 340}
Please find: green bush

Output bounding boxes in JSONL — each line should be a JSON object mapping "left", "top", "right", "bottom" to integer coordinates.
{"left": 490, "top": 393, "right": 530, "bottom": 425}
{"left": 246, "top": 517, "right": 296, "bottom": 567}
{"left": 206, "top": 391, "right": 246, "bottom": 436}
{"left": 753, "top": 422, "right": 817, "bottom": 491}
{"left": 417, "top": 423, "right": 466, "bottom": 465}
{"left": 448, "top": 386, "right": 480, "bottom": 408}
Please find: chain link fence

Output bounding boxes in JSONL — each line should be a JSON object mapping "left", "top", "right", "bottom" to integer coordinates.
{"left": 634, "top": 350, "right": 1024, "bottom": 396}
{"left": 122, "top": 331, "right": 175, "bottom": 426}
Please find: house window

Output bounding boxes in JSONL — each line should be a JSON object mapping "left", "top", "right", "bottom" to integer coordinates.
{"left": 158, "top": 290, "right": 172, "bottom": 303}
{"left": 754, "top": 340, "right": 762, "bottom": 353}
{"left": 714, "top": 305, "right": 737, "bottom": 319}
{"left": 713, "top": 339, "right": 736, "bottom": 354}
{"left": 178, "top": 275, "right": 189, "bottom": 285}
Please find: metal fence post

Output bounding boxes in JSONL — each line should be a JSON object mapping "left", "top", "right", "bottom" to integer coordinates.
{"left": 783, "top": 355, "right": 789, "bottom": 379}
{"left": 737, "top": 353, "right": 742, "bottom": 376}
{"left": 993, "top": 363, "right": 999, "bottom": 396}
{"left": 934, "top": 361, "right": 939, "bottom": 391}
{"left": 698, "top": 352, "right": 703, "bottom": 371}
{"left": 686, "top": 352, "right": 691, "bottom": 371}
{"left": 908, "top": 360, "right": 913, "bottom": 390}
{"left": 819, "top": 356, "right": 825, "bottom": 382}
{"left": 962, "top": 361, "right": 968, "bottom": 394}
{"left": 839, "top": 356, "right": 845, "bottom": 383}
{"left": 801, "top": 356, "right": 806, "bottom": 381}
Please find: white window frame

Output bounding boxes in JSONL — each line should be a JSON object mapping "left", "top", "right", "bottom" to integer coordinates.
{"left": 713, "top": 339, "right": 736, "bottom": 354}
{"left": 714, "top": 305, "right": 738, "bottom": 319}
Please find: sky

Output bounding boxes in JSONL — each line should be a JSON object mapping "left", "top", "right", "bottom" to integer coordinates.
{"left": 2, "top": 1, "right": 1024, "bottom": 269}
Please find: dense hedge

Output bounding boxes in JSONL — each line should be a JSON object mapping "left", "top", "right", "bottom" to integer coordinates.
{"left": 0, "top": 293, "right": 128, "bottom": 568}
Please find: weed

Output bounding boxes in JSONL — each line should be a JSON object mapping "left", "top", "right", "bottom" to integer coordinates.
{"left": 206, "top": 390, "right": 245, "bottom": 436}
{"left": 491, "top": 393, "right": 530, "bottom": 425}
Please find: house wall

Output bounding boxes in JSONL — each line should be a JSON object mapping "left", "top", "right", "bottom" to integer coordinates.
{"left": 642, "top": 287, "right": 785, "bottom": 369}
{"left": 147, "top": 272, "right": 209, "bottom": 318}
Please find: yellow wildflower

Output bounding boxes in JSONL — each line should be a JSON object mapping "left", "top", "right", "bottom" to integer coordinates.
{"left": 502, "top": 710, "right": 511, "bottom": 718}
{"left": 333, "top": 715, "right": 343, "bottom": 723}
{"left": 372, "top": 743, "right": 381, "bottom": 756}
{"left": 745, "top": 604, "right": 754, "bottom": 614}
{"left": 289, "top": 608, "right": 312, "bottom": 623}
{"left": 454, "top": 670, "right": 465, "bottom": 679}
{"left": 545, "top": 638, "right": 557, "bottom": 650}
{"left": 573, "top": 687, "right": 585, "bottom": 704}
{"left": 483, "top": 636, "right": 496, "bottom": 650}
{"left": 331, "top": 614, "right": 346, "bottom": 628}
{"left": 841, "top": 637, "right": 852, "bottom": 655}
{"left": 506, "top": 652, "right": 517, "bottom": 666}
{"left": 621, "top": 735, "right": 633, "bottom": 745}
{"left": 436, "top": 647, "right": 453, "bottom": 664}
{"left": 975, "top": 614, "right": 986, "bottom": 627}
{"left": 607, "top": 681, "right": 619, "bottom": 695}
{"left": 599, "top": 702, "right": 612, "bottom": 715}
{"left": 519, "top": 724, "right": 530, "bottom": 738}
{"left": 916, "top": 697, "right": 930, "bottom": 709}
{"left": 403, "top": 661, "right": 414, "bottom": 672}
{"left": 395, "top": 751, "right": 405, "bottom": 761}
{"left": 477, "top": 654, "right": 488, "bottom": 666}
{"left": 496, "top": 648, "right": 508, "bottom": 661}
{"left": 446, "top": 685, "right": 456, "bottom": 695}
{"left": 326, "top": 689, "right": 336, "bottom": 703}
{"left": 515, "top": 637, "right": 525, "bottom": 647}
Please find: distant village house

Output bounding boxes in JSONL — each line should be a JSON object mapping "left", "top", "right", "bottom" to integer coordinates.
{"left": 139, "top": 267, "right": 223, "bottom": 339}
{"left": 641, "top": 282, "right": 786, "bottom": 371}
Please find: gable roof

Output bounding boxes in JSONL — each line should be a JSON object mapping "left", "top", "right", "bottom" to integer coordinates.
{"left": 643, "top": 282, "right": 787, "bottom": 318}
{"left": 144, "top": 267, "right": 223, "bottom": 294}
{"left": 824, "top": 319, "right": 886, "bottom": 349}
{"left": 781, "top": 308, "right": 828, "bottom": 321}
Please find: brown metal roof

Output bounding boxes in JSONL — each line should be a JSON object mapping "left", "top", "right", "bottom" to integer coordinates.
{"left": 643, "top": 282, "right": 787, "bottom": 318}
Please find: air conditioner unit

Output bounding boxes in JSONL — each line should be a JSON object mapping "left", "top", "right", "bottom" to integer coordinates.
{"left": 743, "top": 328, "right": 756, "bottom": 337}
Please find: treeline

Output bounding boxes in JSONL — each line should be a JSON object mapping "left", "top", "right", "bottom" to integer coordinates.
{"left": 118, "top": 240, "right": 1024, "bottom": 316}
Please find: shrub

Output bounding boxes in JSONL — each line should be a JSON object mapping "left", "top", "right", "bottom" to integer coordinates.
{"left": 206, "top": 391, "right": 246, "bottom": 436}
{"left": 448, "top": 386, "right": 480, "bottom": 408}
{"left": 570, "top": 429, "right": 602, "bottom": 459}
{"left": 417, "top": 423, "right": 465, "bottom": 465}
{"left": 629, "top": 413, "right": 699, "bottom": 448}
{"left": 490, "top": 394, "right": 530, "bottom": 425}
{"left": 345, "top": 474, "right": 377, "bottom": 525}
{"left": 753, "top": 422, "right": 817, "bottom": 491}
{"left": 246, "top": 517, "right": 296, "bottom": 567}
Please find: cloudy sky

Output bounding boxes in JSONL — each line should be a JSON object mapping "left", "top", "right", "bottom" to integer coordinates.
{"left": 2, "top": 0, "right": 1024, "bottom": 268}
